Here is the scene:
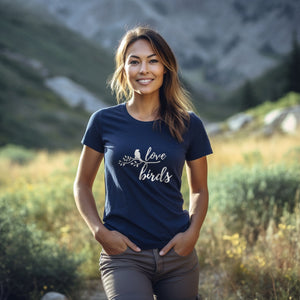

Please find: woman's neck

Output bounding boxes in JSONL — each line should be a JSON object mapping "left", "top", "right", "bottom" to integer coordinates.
{"left": 127, "top": 95, "right": 160, "bottom": 122}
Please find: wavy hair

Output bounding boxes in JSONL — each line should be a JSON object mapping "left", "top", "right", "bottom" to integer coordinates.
{"left": 109, "top": 26, "right": 194, "bottom": 142}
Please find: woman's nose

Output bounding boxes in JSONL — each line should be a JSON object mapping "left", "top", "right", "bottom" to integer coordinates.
{"left": 139, "top": 61, "right": 149, "bottom": 74}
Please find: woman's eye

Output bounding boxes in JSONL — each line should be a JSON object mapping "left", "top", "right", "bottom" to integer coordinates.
{"left": 150, "top": 59, "right": 158, "bottom": 63}
{"left": 129, "top": 60, "right": 139, "bottom": 65}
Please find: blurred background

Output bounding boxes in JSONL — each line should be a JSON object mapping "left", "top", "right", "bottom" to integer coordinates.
{"left": 1, "top": 0, "right": 300, "bottom": 148}
{"left": 0, "top": 0, "right": 300, "bottom": 299}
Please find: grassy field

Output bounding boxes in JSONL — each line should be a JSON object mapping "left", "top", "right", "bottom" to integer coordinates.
{"left": 0, "top": 131, "right": 299, "bottom": 299}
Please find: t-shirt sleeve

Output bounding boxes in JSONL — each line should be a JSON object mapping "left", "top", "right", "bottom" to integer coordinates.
{"left": 81, "top": 110, "right": 104, "bottom": 153}
{"left": 186, "top": 113, "right": 213, "bottom": 161}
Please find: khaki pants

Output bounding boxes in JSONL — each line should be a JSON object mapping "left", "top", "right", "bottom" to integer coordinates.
{"left": 99, "top": 247, "right": 200, "bottom": 300}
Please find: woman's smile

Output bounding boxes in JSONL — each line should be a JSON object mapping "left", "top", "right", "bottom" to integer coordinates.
{"left": 136, "top": 78, "right": 154, "bottom": 85}
{"left": 125, "top": 39, "right": 165, "bottom": 97}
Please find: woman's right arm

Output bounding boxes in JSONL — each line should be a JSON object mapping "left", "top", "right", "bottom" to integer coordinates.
{"left": 73, "top": 145, "right": 105, "bottom": 236}
{"left": 73, "top": 145, "right": 140, "bottom": 254}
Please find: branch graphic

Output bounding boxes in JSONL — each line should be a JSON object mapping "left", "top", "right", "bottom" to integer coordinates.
{"left": 118, "top": 149, "right": 161, "bottom": 168}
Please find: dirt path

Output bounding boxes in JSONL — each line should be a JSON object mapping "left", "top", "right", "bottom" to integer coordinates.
{"left": 80, "top": 280, "right": 107, "bottom": 300}
{"left": 82, "top": 290, "right": 107, "bottom": 300}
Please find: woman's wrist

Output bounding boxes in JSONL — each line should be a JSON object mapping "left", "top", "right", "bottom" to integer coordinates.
{"left": 93, "top": 224, "right": 109, "bottom": 244}
{"left": 186, "top": 225, "right": 200, "bottom": 242}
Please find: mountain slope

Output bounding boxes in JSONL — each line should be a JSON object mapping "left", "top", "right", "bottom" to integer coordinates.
{"left": 0, "top": 1, "right": 114, "bottom": 149}
{"left": 22, "top": 0, "right": 300, "bottom": 100}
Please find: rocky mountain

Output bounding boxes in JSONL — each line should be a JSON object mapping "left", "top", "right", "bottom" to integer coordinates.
{"left": 0, "top": 1, "right": 114, "bottom": 149}
{"left": 19, "top": 0, "right": 300, "bottom": 99}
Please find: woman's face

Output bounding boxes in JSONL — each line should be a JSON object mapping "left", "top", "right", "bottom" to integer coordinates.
{"left": 124, "top": 39, "right": 165, "bottom": 98}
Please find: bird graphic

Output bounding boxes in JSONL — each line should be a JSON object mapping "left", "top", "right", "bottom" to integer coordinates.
{"left": 119, "top": 148, "right": 161, "bottom": 167}
{"left": 134, "top": 149, "right": 141, "bottom": 161}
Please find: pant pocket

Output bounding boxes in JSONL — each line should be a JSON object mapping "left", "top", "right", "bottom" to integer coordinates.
{"left": 99, "top": 247, "right": 131, "bottom": 272}
{"left": 101, "top": 246, "right": 130, "bottom": 256}
{"left": 171, "top": 247, "right": 195, "bottom": 258}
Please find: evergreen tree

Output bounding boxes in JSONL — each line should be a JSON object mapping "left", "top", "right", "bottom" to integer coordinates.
{"left": 286, "top": 33, "right": 300, "bottom": 93}
{"left": 241, "top": 80, "right": 259, "bottom": 109}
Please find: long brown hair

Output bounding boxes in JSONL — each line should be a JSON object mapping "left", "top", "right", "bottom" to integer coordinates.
{"left": 110, "top": 26, "right": 194, "bottom": 142}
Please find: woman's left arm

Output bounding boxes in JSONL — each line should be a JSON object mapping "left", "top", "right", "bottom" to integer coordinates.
{"left": 159, "top": 156, "right": 209, "bottom": 256}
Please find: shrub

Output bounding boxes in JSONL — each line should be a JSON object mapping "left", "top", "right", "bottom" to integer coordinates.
{"left": 0, "top": 200, "right": 83, "bottom": 300}
{"left": 209, "top": 164, "right": 300, "bottom": 242}
{"left": 0, "top": 144, "right": 35, "bottom": 165}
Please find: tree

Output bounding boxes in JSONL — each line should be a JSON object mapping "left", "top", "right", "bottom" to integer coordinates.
{"left": 286, "top": 33, "right": 300, "bottom": 93}
{"left": 241, "top": 80, "right": 259, "bottom": 109}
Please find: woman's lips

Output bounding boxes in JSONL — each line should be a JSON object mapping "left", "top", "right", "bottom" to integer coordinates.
{"left": 137, "top": 79, "right": 153, "bottom": 84}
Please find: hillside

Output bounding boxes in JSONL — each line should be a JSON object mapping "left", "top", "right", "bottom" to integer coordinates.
{"left": 0, "top": 2, "right": 114, "bottom": 149}
{"left": 22, "top": 0, "right": 300, "bottom": 100}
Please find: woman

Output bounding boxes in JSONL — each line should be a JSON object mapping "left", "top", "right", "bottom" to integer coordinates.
{"left": 74, "top": 26, "right": 212, "bottom": 300}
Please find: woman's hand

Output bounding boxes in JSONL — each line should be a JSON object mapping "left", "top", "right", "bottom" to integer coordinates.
{"left": 95, "top": 228, "right": 141, "bottom": 255}
{"left": 159, "top": 229, "right": 199, "bottom": 257}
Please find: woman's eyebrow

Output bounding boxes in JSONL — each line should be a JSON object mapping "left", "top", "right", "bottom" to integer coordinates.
{"left": 129, "top": 53, "right": 157, "bottom": 59}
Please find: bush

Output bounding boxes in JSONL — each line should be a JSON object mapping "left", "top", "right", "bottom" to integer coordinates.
{"left": 0, "top": 200, "right": 83, "bottom": 300}
{"left": 209, "top": 164, "right": 300, "bottom": 242}
{"left": 0, "top": 144, "right": 35, "bottom": 165}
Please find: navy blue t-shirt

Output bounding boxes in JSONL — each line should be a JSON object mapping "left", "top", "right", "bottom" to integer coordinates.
{"left": 81, "top": 103, "right": 212, "bottom": 250}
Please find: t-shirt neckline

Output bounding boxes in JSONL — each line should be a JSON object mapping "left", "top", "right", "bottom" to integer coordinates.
{"left": 123, "top": 103, "right": 158, "bottom": 124}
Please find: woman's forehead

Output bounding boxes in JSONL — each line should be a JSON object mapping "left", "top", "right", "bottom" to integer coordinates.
{"left": 125, "top": 39, "right": 156, "bottom": 58}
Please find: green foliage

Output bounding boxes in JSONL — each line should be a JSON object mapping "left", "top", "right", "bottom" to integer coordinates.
{"left": 284, "top": 146, "right": 300, "bottom": 163}
{"left": 222, "top": 260, "right": 300, "bottom": 300}
{"left": 209, "top": 164, "right": 300, "bottom": 242}
{"left": 240, "top": 80, "right": 260, "bottom": 110}
{"left": 0, "top": 143, "right": 299, "bottom": 298}
{"left": 0, "top": 200, "right": 83, "bottom": 300}
{"left": 242, "top": 150, "right": 263, "bottom": 165}
{"left": 247, "top": 91, "right": 300, "bottom": 120}
{"left": 0, "top": 144, "right": 35, "bottom": 164}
